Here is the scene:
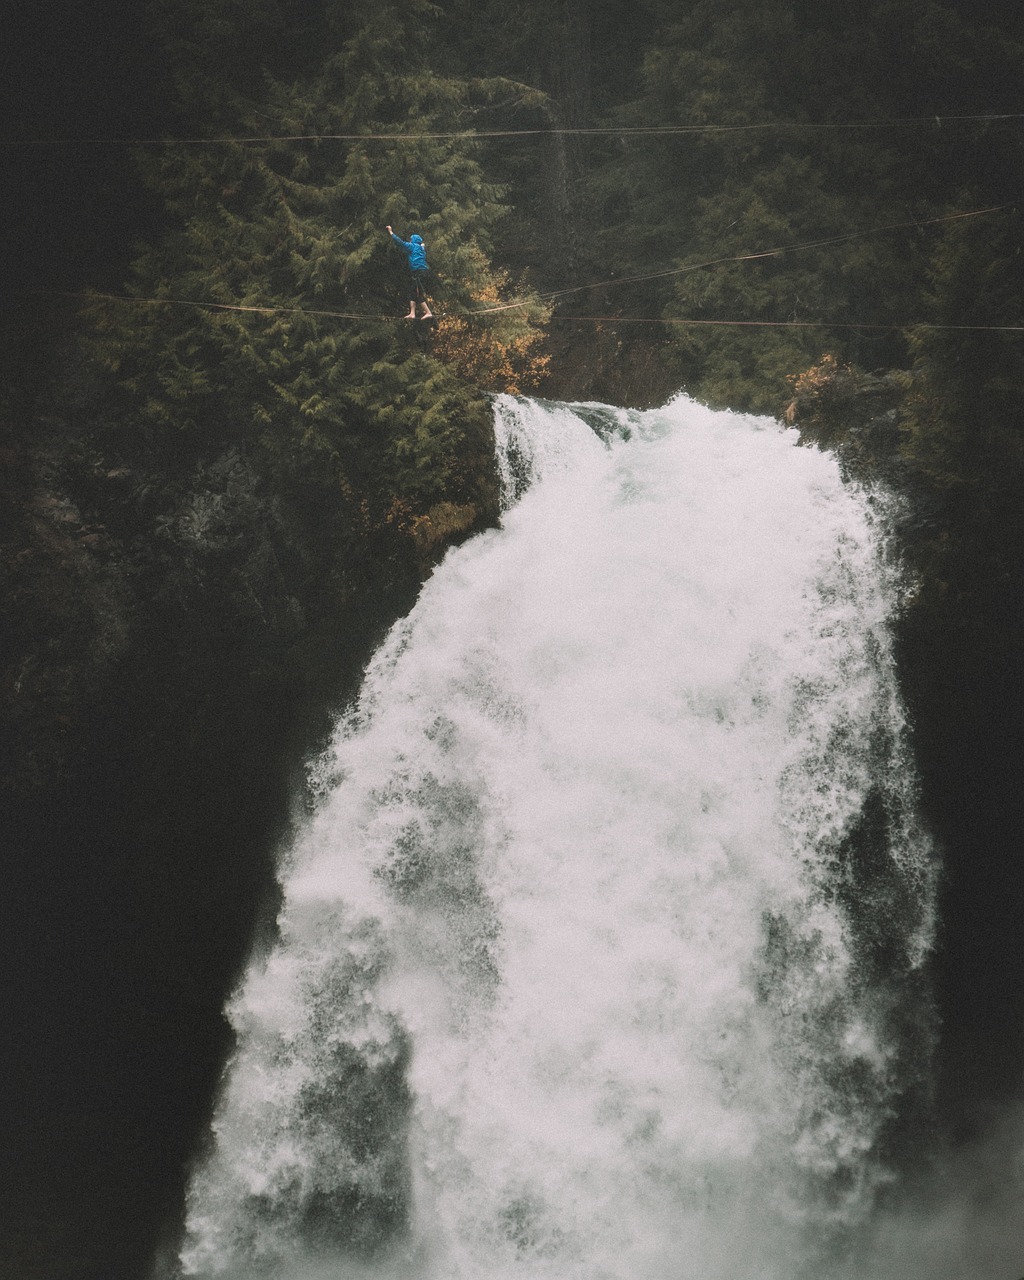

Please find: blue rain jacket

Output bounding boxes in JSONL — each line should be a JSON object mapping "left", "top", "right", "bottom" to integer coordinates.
{"left": 391, "top": 231, "right": 429, "bottom": 271}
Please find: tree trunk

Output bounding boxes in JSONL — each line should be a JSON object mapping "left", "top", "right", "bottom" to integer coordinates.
{"left": 542, "top": 0, "right": 592, "bottom": 286}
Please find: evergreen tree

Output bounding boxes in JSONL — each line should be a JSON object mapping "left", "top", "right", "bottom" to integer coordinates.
{"left": 904, "top": 205, "right": 1024, "bottom": 489}
{"left": 579, "top": 0, "right": 1024, "bottom": 410}
{"left": 86, "top": 0, "right": 548, "bottom": 524}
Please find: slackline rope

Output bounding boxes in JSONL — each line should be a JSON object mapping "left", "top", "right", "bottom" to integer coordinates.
{"left": 21, "top": 204, "right": 1019, "bottom": 333}
{"left": 3, "top": 113, "right": 1024, "bottom": 148}
{"left": 26, "top": 290, "right": 1022, "bottom": 334}
{"left": 471, "top": 204, "right": 1014, "bottom": 313}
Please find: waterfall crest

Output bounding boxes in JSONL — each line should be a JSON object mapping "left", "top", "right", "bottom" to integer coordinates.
{"left": 178, "top": 394, "right": 935, "bottom": 1280}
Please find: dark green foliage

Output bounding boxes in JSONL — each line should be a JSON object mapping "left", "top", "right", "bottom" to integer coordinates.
{"left": 905, "top": 207, "right": 1024, "bottom": 484}
{"left": 569, "top": 0, "right": 1024, "bottom": 409}
{"left": 18, "top": 0, "right": 1024, "bottom": 421}
{"left": 85, "top": 0, "right": 547, "bottom": 531}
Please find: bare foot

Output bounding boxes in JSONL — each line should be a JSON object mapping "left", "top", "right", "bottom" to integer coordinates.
{"left": 420, "top": 309, "right": 433, "bottom": 320}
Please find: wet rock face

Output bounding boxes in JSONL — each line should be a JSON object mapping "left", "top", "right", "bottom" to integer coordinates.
{"left": 538, "top": 324, "right": 682, "bottom": 410}
{"left": 0, "top": 428, "right": 437, "bottom": 1279}
{"left": 1, "top": 442, "right": 131, "bottom": 800}
{"left": 783, "top": 361, "right": 1024, "bottom": 1137}
{"left": 784, "top": 358, "right": 910, "bottom": 478}
{"left": 0, "top": 427, "right": 429, "bottom": 800}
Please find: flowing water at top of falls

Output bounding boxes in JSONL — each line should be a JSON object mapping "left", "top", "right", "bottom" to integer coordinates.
{"left": 177, "top": 395, "right": 937, "bottom": 1280}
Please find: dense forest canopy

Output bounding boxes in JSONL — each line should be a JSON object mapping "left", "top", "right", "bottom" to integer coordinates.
{"left": 6, "top": 0, "right": 1024, "bottom": 413}
{"left": 17, "top": 0, "right": 1018, "bottom": 538}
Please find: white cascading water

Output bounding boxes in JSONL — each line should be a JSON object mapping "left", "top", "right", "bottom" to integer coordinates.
{"left": 177, "top": 395, "right": 936, "bottom": 1280}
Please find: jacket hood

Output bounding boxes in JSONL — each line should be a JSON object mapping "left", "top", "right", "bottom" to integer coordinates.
{"left": 410, "top": 234, "right": 424, "bottom": 244}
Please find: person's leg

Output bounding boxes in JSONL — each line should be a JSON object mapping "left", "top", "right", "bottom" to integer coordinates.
{"left": 414, "top": 271, "right": 432, "bottom": 319}
{"left": 403, "top": 271, "right": 418, "bottom": 317}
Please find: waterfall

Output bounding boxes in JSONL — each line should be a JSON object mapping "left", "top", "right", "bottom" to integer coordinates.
{"left": 176, "top": 394, "right": 936, "bottom": 1280}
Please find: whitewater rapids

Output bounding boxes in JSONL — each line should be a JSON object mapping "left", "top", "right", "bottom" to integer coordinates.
{"left": 176, "top": 394, "right": 936, "bottom": 1280}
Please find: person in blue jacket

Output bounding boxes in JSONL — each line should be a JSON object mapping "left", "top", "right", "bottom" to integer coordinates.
{"left": 386, "top": 225, "right": 433, "bottom": 319}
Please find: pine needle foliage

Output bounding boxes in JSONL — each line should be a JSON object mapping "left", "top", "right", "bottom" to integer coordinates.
{"left": 580, "top": 0, "right": 1024, "bottom": 411}
{"left": 87, "top": 0, "right": 548, "bottom": 521}
{"left": 903, "top": 205, "right": 1024, "bottom": 490}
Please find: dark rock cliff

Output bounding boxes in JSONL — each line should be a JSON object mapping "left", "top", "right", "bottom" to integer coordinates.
{"left": 0, "top": 400, "right": 494, "bottom": 1278}
{"left": 786, "top": 360, "right": 1024, "bottom": 1141}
